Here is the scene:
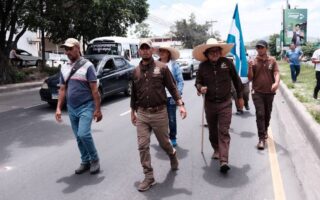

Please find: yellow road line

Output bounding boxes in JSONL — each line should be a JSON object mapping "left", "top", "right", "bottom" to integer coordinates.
{"left": 267, "top": 127, "right": 286, "bottom": 200}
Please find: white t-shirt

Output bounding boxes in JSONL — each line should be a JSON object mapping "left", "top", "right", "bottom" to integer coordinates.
{"left": 311, "top": 49, "right": 320, "bottom": 71}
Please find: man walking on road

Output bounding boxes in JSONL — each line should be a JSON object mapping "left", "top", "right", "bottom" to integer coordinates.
{"left": 130, "top": 39, "right": 187, "bottom": 192}
{"left": 248, "top": 40, "right": 280, "bottom": 150}
{"left": 311, "top": 48, "right": 320, "bottom": 99}
{"left": 193, "top": 38, "right": 243, "bottom": 173}
{"left": 55, "top": 38, "right": 102, "bottom": 175}
{"left": 285, "top": 43, "right": 303, "bottom": 83}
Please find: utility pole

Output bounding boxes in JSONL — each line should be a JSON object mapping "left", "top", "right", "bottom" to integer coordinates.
{"left": 207, "top": 20, "right": 218, "bottom": 36}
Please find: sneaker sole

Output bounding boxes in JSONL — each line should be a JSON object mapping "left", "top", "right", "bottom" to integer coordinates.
{"left": 90, "top": 168, "right": 100, "bottom": 175}
{"left": 138, "top": 181, "right": 157, "bottom": 192}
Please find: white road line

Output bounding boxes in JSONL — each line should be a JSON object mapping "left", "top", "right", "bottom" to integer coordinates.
{"left": 24, "top": 103, "right": 46, "bottom": 109}
{"left": 267, "top": 127, "right": 286, "bottom": 200}
{"left": 120, "top": 110, "right": 131, "bottom": 116}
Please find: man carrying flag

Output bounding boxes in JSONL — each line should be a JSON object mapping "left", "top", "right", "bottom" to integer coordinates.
{"left": 227, "top": 4, "right": 251, "bottom": 113}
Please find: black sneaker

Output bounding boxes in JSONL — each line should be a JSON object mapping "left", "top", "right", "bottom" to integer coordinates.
{"left": 75, "top": 163, "right": 90, "bottom": 174}
{"left": 220, "top": 162, "right": 230, "bottom": 174}
{"left": 90, "top": 160, "right": 100, "bottom": 174}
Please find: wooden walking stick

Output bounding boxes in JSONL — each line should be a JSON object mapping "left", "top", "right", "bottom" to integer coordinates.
{"left": 201, "top": 94, "right": 205, "bottom": 153}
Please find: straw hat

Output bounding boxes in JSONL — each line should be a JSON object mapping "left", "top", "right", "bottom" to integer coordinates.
{"left": 155, "top": 44, "right": 180, "bottom": 60}
{"left": 192, "top": 38, "right": 234, "bottom": 61}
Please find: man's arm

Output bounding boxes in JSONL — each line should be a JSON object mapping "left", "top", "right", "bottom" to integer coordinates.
{"left": 248, "top": 60, "right": 254, "bottom": 81}
{"left": 55, "top": 85, "right": 66, "bottom": 122}
{"left": 90, "top": 82, "right": 102, "bottom": 122}
{"left": 271, "top": 60, "right": 280, "bottom": 92}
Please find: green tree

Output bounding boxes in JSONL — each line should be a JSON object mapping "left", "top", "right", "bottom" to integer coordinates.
{"left": 301, "top": 42, "right": 318, "bottom": 58}
{"left": 171, "top": 13, "right": 211, "bottom": 48}
{"left": 269, "top": 33, "right": 280, "bottom": 57}
{"left": 0, "top": 0, "right": 148, "bottom": 84}
{"left": 133, "top": 22, "right": 152, "bottom": 38}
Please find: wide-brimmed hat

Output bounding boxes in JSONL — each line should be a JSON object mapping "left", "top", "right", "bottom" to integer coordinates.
{"left": 192, "top": 38, "right": 234, "bottom": 61}
{"left": 60, "top": 38, "right": 80, "bottom": 48}
{"left": 155, "top": 44, "right": 180, "bottom": 60}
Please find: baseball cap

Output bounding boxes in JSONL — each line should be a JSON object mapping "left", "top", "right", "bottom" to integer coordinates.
{"left": 139, "top": 38, "right": 152, "bottom": 49}
{"left": 60, "top": 38, "right": 80, "bottom": 48}
{"left": 256, "top": 40, "right": 268, "bottom": 48}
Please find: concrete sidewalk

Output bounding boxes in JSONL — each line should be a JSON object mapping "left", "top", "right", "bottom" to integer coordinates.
{"left": 0, "top": 80, "right": 44, "bottom": 93}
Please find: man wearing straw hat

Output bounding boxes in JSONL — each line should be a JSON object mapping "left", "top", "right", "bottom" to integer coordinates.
{"left": 156, "top": 44, "right": 184, "bottom": 147}
{"left": 131, "top": 39, "right": 187, "bottom": 191}
{"left": 194, "top": 38, "right": 243, "bottom": 173}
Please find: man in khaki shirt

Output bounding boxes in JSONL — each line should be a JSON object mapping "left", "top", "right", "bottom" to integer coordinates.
{"left": 130, "top": 39, "right": 187, "bottom": 192}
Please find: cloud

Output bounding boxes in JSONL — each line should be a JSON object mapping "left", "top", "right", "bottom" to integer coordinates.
{"left": 146, "top": 0, "right": 320, "bottom": 41}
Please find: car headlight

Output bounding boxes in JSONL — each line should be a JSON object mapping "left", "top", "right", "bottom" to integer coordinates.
{"left": 178, "top": 61, "right": 189, "bottom": 66}
{"left": 41, "top": 82, "right": 48, "bottom": 89}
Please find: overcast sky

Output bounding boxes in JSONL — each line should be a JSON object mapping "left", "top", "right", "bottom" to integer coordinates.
{"left": 144, "top": 0, "right": 320, "bottom": 42}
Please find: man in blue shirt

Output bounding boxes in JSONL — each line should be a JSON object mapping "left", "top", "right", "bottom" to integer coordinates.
{"left": 285, "top": 43, "right": 303, "bottom": 83}
{"left": 55, "top": 38, "right": 102, "bottom": 175}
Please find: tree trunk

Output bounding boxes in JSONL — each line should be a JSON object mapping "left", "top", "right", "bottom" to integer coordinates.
{"left": 0, "top": 50, "right": 17, "bottom": 84}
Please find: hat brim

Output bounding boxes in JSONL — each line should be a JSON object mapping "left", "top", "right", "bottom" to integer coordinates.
{"left": 192, "top": 43, "right": 234, "bottom": 62}
{"left": 60, "top": 43, "right": 75, "bottom": 48}
{"left": 156, "top": 47, "right": 180, "bottom": 60}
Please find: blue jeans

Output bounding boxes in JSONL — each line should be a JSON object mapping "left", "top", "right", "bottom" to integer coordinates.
{"left": 67, "top": 101, "right": 99, "bottom": 164}
{"left": 290, "top": 64, "right": 300, "bottom": 82}
{"left": 167, "top": 97, "right": 177, "bottom": 140}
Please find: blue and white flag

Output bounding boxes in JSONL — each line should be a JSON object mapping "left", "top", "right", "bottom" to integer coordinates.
{"left": 227, "top": 4, "right": 248, "bottom": 78}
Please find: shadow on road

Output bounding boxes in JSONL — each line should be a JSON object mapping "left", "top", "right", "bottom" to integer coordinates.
{"left": 134, "top": 170, "right": 192, "bottom": 200}
{"left": 56, "top": 172, "right": 105, "bottom": 193}
{"left": 151, "top": 144, "right": 189, "bottom": 160}
{"left": 202, "top": 159, "right": 250, "bottom": 188}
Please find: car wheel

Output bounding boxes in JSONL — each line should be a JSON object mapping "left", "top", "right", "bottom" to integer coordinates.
{"left": 124, "top": 80, "right": 132, "bottom": 96}
{"left": 48, "top": 102, "right": 56, "bottom": 107}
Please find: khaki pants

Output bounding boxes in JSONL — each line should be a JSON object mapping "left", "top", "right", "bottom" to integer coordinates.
{"left": 205, "top": 99, "right": 232, "bottom": 163}
{"left": 136, "top": 107, "right": 174, "bottom": 179}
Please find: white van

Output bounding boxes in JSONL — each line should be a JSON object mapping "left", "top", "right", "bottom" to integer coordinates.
{"left": 85, "top": 36, "right": 140, "bottom": 66}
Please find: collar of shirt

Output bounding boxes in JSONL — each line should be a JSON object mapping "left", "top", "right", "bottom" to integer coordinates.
{"left": 256, "top": 55, "right": 269, "bottom": 62}
{"left": 139, "top": 57, "right": 155, "bottom": 72}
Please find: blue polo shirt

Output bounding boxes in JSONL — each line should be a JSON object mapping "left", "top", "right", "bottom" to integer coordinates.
{"left": 286, "top": 49, "right": 303, "bottom": 65}
{"left": 60, "top": 58, "right": 97, "bottom": 108}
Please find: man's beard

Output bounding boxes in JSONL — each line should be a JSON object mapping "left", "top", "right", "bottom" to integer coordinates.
{"left": 142, "top": 57, "right": 152, "bottom": 62}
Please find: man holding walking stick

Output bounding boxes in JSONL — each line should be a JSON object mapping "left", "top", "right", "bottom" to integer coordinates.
{"left": 193, "top": 38, "right": 243, "bottom": 173}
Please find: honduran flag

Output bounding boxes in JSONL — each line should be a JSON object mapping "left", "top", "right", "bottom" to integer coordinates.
{"left": 226, "top": 4, "right": 248, "bottom": 78}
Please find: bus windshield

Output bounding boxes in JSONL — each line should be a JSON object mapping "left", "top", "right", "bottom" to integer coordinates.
{"left": 85, "top": 42, "right": 121, "bottom": 55}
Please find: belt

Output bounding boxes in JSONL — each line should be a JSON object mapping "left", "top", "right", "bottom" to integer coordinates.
{"left": 139, "top": 105, "right": 166, "bottom": 113}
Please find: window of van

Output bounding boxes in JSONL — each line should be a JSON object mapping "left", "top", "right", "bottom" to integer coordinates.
{"left": 86, "top": 43, "right": 122, "bottom": 55}
{"left": 130, "top": 44, "right": 139, "bottom": 59}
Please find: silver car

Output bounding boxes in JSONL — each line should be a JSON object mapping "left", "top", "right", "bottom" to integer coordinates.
{"left": 176, "top": 49, "right": 200, "bottom": 79}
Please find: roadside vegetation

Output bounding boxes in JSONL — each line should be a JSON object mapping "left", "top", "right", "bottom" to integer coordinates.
{"left": 279, "top": 60, "right": 320, "bottom": 123}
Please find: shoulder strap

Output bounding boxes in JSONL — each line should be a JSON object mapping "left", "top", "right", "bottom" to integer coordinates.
{"left": 65, "top": 59, "right": 87, "bottom": 87}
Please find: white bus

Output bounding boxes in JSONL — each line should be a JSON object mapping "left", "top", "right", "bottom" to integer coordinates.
{"left": 85, "top": 36, "right": 140, "bottom": 66}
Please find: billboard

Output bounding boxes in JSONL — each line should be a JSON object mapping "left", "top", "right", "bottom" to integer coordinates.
{"left": 283, "top": 9, "right": 307, "bottom": 46}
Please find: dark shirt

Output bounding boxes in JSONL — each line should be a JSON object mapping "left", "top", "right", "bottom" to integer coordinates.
{"left": 195, "top": 57, "right": 243, "bottom": 102}
{"left": 251, "top": 55, "right": 279, "bottom": 94}
{"left": 130, "top": 58, "right": 181, "bottom": 110}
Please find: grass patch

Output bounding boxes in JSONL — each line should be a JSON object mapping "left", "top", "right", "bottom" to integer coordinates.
{"left": 279, "top": 61, "right": 320, "bottom": 123}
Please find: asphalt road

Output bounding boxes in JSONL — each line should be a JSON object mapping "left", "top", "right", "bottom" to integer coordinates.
{"left": 0, "top": 79, "right": 320, "bottom": 200}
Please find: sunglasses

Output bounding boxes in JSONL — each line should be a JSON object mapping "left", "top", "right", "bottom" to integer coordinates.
{"left": 207, "top": 49, "right": 221, "bottom": 54}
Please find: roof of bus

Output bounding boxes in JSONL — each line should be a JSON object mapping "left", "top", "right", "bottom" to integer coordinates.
{"left": 89, "top": 36, "right": 139, "bottom": 44}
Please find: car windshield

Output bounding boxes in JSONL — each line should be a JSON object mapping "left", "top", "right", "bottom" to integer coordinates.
{"left": 86, "top": 58, "right": 102, "bottom": 71}
{"left": 179, "top": 49, "right": 192, "bottom": 59}
{"left": 85, "top": 42, "right": 121, "bottom": 55}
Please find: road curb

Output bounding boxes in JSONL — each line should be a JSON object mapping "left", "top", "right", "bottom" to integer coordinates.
{"left": 279, "top": 81, "right": 320, "bottom": 157}
{"left": 0, "top": 81, "right": 43, "bottom": 93}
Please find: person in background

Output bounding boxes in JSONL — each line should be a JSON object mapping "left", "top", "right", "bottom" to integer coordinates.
{"left": 311, "top": 47, "right": 320, "bottom": 99}
{"left": 9, "top": 46, "right": 22, "bottom": 67}
{"left": 285, "top": 43, "right": 303, "bottom": 83}
{"left": 157, "top": 44, "right": 184, "bottom": 147}
{"left": 248, "top": 40, "right": 280, "bottom": 150}
{"left": 194, "top": 38, "right": 243, "bottom": 173}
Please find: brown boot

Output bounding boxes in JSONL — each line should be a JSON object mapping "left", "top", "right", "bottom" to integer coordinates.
{"left": 137, "top": 178, "right": 156, "bottom": 192}
{"left": 169, "top": 149, "right": 179, "bottom": 170}
{"left": 257, "top": 140, "right": 265, "bottom": 150}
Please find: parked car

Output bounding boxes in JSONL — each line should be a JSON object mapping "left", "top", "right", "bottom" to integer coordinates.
{"left": 39, "top": 55, "right": 134, "bottom": 106}
{"left": 176, "top": 49, "right": 200, "bottom": 79}
{"left": 16, "top": 49, "right": 41, "bottom": 67}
